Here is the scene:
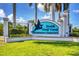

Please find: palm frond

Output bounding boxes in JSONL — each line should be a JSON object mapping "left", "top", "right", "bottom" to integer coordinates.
{"left": 43, "top": 3, "right": 50, "bottom": 12}
{"left": 63, "top": 3, "right": 69, "bottom": 11}
{"left": 55, "top": 3, "right": 62, "bottom": 12}
{"left": 28, "top": 3, "right": 32, "bottom": 6}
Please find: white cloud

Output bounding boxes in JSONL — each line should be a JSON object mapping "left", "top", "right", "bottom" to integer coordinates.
{"left": 8, "top": 14, "right": 13, "bottom": 22}
{"left": 73, "top": 10, "right": 79, "bottom": 13}
{"left": 7, "top": 14, "right": 28, "bottom": 23}
{"left": 41, "top": 12, "right": 50, "bottom": 19}
{"left": 37, "top": 4, "right": 44, "bottom": 12}
{"left": 16, "top": 17, "right": 27, "bottom": 23}
{"left": 0, "top": 9, "right": 6, "bottom": 17}
{"left": 42, "top": 15, "right": 50, "bottom": 19}
{"left": 0, "top": 19, "right": 3, "bottom": 23}
{"left": 16, "top": 17, "right": 28, "bottom": 26}
{"left": 7, "top": 14, "right": 28, "bottom": 26}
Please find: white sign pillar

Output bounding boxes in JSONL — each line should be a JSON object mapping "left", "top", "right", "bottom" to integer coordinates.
{"left": 3, "top": 18, "right": 9, "bottom": 43}
{"left": 63, "top": 10, "right": 69, "bottom": 37}
{"left": 29, "top": 22, "right": 32, "bottom": 35}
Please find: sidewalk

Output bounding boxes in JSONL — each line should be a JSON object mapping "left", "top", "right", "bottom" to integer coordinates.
{"left": 0, "top": 36, "right": 4, "bottom": 40}
{"left": 1, "top": 36, "right": 79, "bottom": 43}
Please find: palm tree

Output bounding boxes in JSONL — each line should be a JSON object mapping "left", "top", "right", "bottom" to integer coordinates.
{"left": 35, "top": 3, "right": 37, "bottom": 23}
{"left": 63, "top": 3, "right": 70, "bottom": 36}
{"left": 55, "top": 3, "right": 62, "bottom": 20}
{"left": 42, "top": 3, "right": 51, "bottom": 12}
{"left": 29, "top": 3, "right": 62, "bottom": 22}
{"left": 50, "top": 3, "right": 55, "bottom": 21}
{"left": 29, "top": 3, "right": 38, "bottom": 24}
{"left": 42, "top": 3, "right": 55, "bottom": 21}
{"left": 63, "top": 3, "right": 69, "bottom": 25}
{"left": 42, "top": 3, "right": 63, "bottom": 21}
{"left": 43, "top": 3, "right": 62, "bottom": 21}
{"left": 13, "top": 3, "right": 16, "bottom": 29}
{"left": 29, "top": 3, "right": 54, "bottom": 22}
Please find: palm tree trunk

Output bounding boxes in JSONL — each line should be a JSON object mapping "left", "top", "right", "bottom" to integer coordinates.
{"left": 58, "top": 11, "right": 61, "bottom": 20}
{"left": 50, "top": 3, "right": 55, "bottom": 21}
{"left": 13, "top": 3, "right": 16, "bottom": 29}
{"left": 55, "top": 3, "right": 62, "bottom": 21}
{"left": 34, "top": 3, "right": 37, "bottom": 24}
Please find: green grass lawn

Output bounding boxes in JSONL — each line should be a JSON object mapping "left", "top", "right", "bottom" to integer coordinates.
{"left": 0, "top": 40, "right": 79, "bottom": 56}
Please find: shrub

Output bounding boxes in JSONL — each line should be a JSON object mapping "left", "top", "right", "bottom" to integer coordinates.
{"left": 0, "top": 24, "right": 3, "bottom": 36}
{"left": 10, "top": 29, "right": 24, "bottom": 34}
{"left": 71, "top": 31, "right": 79, "bottom": 37}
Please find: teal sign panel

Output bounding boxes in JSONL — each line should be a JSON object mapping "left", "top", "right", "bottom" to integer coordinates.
{"left": 32, "top": 21, "right": 59, "bottom": 34}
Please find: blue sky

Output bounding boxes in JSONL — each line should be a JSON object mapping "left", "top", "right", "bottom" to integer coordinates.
{"left": 0, "top": 3, "right": 79, "bottom": 28}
